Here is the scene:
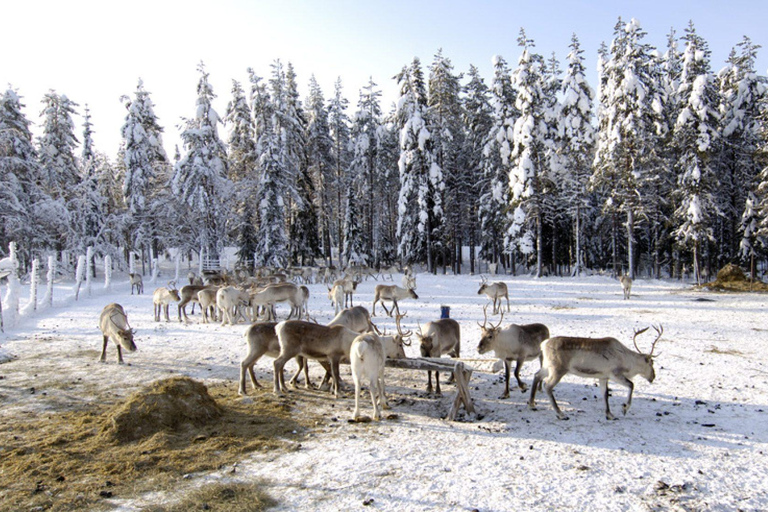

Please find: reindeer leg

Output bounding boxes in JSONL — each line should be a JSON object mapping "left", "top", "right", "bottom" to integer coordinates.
{"left": 435, "top": 370, "right": 442, "bottom": 396}
{"left": 117, "top": 345, "right": 124, "bottom": 364}
{"left": 614, "top": 374, "right": 635, "bottom": 416}
{"left": 528, "top": 367, "right": 547, "bottom": 410}
{"left": 600, "top": 378, "right": 615, "bottom": 420}
{"left": 544, "top": 369, "right": 568, "bottom": 420}
{"left": 514, "top": 357, "right": 528, "bottom": 392}
{"left": 500, "top": 360, "right": 511, "bottom": 399}
{"left": 99, "top": 336, "right": 108, "bottom": 362}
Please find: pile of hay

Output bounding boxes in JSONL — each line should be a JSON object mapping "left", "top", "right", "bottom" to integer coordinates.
{"left": 702, "top": 263, "right": 768, "bottom": 292}
{"left": 102, "top": 376, "right": 222, "bottom": 443}
{"left": 716, "top": 263, "right": 747, "bottom": 282}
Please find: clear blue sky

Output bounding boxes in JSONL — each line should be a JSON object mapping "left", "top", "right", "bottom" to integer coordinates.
{"left": 2, "top": 0, "right": 766, "bottom": 157}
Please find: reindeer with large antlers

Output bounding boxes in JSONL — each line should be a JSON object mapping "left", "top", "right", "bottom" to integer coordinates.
{"left": 477, "top": 276, "right": 510, "bottom": 314}
{"left": 528, "top": 325, "right": 663, "bottom": 420}
{"left": 476, "top": 305, "right": 550, "bottom": 398}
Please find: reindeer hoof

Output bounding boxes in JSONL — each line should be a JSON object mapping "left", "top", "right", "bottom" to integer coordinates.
{"left": 499, "top": 393, "right": 510, "bottom": 400}
{"left": 557, "top": 413, "right": 569, "bottom": 421}
{"left": 519, "top": 385, "right": 528, "bottom": 393}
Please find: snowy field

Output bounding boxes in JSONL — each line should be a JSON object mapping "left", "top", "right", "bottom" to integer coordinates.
{"left": 1, "top": 270, "right": 768, "bottom": 511}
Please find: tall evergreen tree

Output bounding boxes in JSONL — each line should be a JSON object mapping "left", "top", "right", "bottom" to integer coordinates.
{"left": 462, "top": 65, "right": 493, "bottom": 274}
{"left": 559, "top": 34, "right": 596, "bottom": 276}
{"left": 38, "top": 90, "right": 80, "bottom": 201}
{"left": 508, "top": 30, "right": 550, "bottom": 277}
{"left": 671, "top": 22, "right": 720, "bottom": 283}
{"left": 479, "top": 54, "right": 516, "bottom": 271}
{"left": 395, "top": 57, "right": 444, "bottom": 271}
{"left": 305, "top": 75, "right": 336, "bottom": 266}
{"left": 327, "top": 78, "right": 351, "bottom": 267}
{"left": 591, "top": 18, "right": 661, "bottom": 278}
{"left": 428, "top": 49, "right": 464, "bottom": 272}
{"left": 121, "top": 79, "right": 168, "bottom": 266}
{"left": 171, "top": 63, "right": 230, "bottom": 261}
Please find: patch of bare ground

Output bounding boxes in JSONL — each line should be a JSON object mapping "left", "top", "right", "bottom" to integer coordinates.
{"left": 0, "top": 378, "right": 318, "bottom": 511}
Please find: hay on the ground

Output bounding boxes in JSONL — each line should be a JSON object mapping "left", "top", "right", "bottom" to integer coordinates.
{"left": 716, "top": 263, "right": 747, "bottom": 283}
{"left": 101, "top": 376, "right": 222, "bottom": 443}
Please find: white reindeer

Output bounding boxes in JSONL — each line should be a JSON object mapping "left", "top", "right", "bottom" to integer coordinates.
{"left": 152, "top": 283, "right": 181, "bottom": 322}
{"left": 350, "top": 333, "right": 386, "bottom": 421}
{"left": 372, "top": 284, "right": 418, "bottom": 317}
{"left": 528, "top": 325, "right": 663, "bottom": 420}
{"left": 98, "top": 303, "right": 136, "bottom": 363}
{"left": 477, "top": 276, "right": 510, "bottom": 314}
{"left": 620, "top": 274, "right": 633, "bottom": 300}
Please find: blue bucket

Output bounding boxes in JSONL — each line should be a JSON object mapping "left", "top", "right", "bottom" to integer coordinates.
{"left": 440, "top": 305, "right": 450, "bottom": 319}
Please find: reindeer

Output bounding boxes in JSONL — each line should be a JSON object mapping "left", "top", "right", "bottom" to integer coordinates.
{"left": 98, "top": 303, "right": 136, "bottom": 363}
{"left": 619, "top": 273, "right": 633, "bottom": 300}
{"left": 152, "top": 283, "right": 181, "bottom": 322}
{"left": 328, "top": 282, "right": 345, "bottom": 315}
{"left": 273, "top": 320, "right": 361, "bottom": 397}
{"left": 197, "top": 287, "right": 220, "bottom": 323}
{"left": 177, "top": 284, "right": 210, "bottom": 322}
{"left": 350, "top": 333, "right": 386, "bottom": 421}
{"left": 372, "top": 284, "right": 418, "bottom": 317}
{"left": 416, "top": 318, "right": 461, "bottom": 395}
{"left": 528, "top": 326, "right": 663, "bottom": 420}
{"left": 332, "top": 277, "right": 359, "bottom": 308}
{"left": 129, "top": 273, "right": 144, "bottom": 295}
{"left": 476, "top": 305, "right": 549, "bottom": 397}
{"left": 477, "top": 276, "right": 510, "bottom": 314}
{"left": 249, "top": 282, "right": 304, "bottom": 321}
{"left": 217, "top": 286, "right": 252, "bottom": 326}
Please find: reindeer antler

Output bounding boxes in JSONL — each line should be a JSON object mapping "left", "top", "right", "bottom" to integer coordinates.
{"left": 649, "top": 324, "right": 663, "bottom": 357}
{"left": 395, "top": 313, "right": 412, "bottom": 345}
{"left": 632, "top": 326, "right": 650, "bottom": 353}
{"left": 478, "top": 304, "right": 504, "bottom": 330}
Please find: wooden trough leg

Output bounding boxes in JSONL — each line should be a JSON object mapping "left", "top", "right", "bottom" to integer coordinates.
{"left": 448, "top": 362, "right": 475, "bottom": 421}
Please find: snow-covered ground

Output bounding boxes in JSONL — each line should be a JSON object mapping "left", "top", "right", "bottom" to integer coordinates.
{"left": 1, "top": 270, "right": 767, "bottom": 511}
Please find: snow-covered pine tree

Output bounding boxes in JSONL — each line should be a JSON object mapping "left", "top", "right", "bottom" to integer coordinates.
{"left": 327, "top": 78, "right": 352, "bottom": 268}
{"left": 428, "top": 49, "right": 464, "bottom": 273}
{"left": 121, "top": 79, "right": 169, "bottom": 270}
{"left": 479, "top": 54, "right": 516, "bottom": 272}
{"left": 38, "top": 90, "right": 81, "bottom": 203}
{"left": 254, "top": 110, "right": 289, "bottom": 268}
{"left": 671, "top": 22, "right": 721, "bottom": 284}
{"left": 395, "top": 57, "right": 444, "bottom": 272}
{"left": 461, "top": 65, "right": 493, "bottom": 274}
{"left": 508, "top": 30, "right": 551, "bottom": 277}
{"left": 171, "top": 63, "right": 231, "bottom": 263}
{"left": 559, "top": 34, "right": 596, "bottom": 276}
{"left": 590, "top": 18, "right": 661, "bottom": 279}
{"left": 376, "top": 112, "right": 401, "bottom": 265}
{"left": 305, "top": 76, "right": 335, "bottom": 265}
{"left": 348, "top": 78, "right": 383, "bottom": 266}
{"left": 282, "top": 63, "right": 319, "bottom": 266}
{"left": 0, "top": 88, "right": 63, "bottom": 265}
{"left": 342, "top": 182, "right": 365, "bottom": 267}
{"left": 718, "top": 37, "right": 767, "bottom": 265}
{"left": 225, "top": 79, "right": 259, "bottom": 268}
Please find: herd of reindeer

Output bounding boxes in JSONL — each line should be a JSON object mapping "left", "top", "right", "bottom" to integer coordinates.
{"left": 97, "top": 266, "right": 662, "bottom": 422}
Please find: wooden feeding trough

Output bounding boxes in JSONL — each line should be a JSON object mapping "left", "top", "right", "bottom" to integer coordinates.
{"left": 386, "top": 357, "right": 475, "bottom": 421}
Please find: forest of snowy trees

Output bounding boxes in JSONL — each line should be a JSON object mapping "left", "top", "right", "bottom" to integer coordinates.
{"left": 1, "top": 18, "right": 768, "bottom": 283}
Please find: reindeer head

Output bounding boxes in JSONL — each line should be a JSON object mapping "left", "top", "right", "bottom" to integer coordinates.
{"left": 394, "top": 313, "right": 412, "bottom": 351}
{"left": 477, "top": 275, "right": 488, "bottom": 295}
{"left": 476, "top": 304, "right": 504, "bottom": 354}
{"left": 415, "top": 321, "right": 434, "bottom": 357}
{"left": 633, "top": 325, "right": 663, "bottom": 383}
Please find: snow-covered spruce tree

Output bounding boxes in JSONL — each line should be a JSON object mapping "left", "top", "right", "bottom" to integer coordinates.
{"left": 68, "top": 108, "right": 109, "bottom": 258}
{"left": 461, "top": 65, "right": 493, "bottom": 274}
{"left": 283, "top": 63, "right": 319, "bottom": 266}
{"left": 327, "top": 78, "right": 352, "bottom": 268}
{"left": 479, "top": 54, "right": 516, "bottom": 272}
{"left": 225, "top": 79, "right": 259, "bottom": 268}
{"left": 590, "top": 18, "right": 661, "bottom": 279}
{"left": 348, "top": 78, "right": 383, "bottom": 266}
{"left": 718, "top": 37, "right": 767, "bottom": 265}
{"left": 508, "top": 30, "right": 552, "bottom": 278}
{"left": 305, "top": 75, "right": 335, "bottom": 266}
{"left": 121, "top": 79, "right": 169, "bottom": 269}
{"left": 395, "top": 57, "right": 445, "bottom": 272}
{"left": 254, "top": 111, "right": 289, "bottom": 268}
{"left": 38, "top": 91, "right": 80, "bottom": 202}
{"left": 559, "top": 34, "right": 596, "bottom": 276}
{"left": 376, "top": 114, "right": 401, "bottom": 265}
{"left": 171, "top": 63, "right": 231, "bottom": 263}
{"left": 671, "top": 22, "right": 720, "bottom": 284}
{"left": 0, "top": 88, "right": 63, "bottom": 264}
{"left": 342, "top": 181, "right": 366, "bottom": 267}
{"left": 428, "top": 49, "right": 464, "bottom": 273}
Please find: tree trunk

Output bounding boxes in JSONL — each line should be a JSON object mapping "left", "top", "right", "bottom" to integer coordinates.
{"left": 627, "top": 208, "right": 635, "bottom": 280}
